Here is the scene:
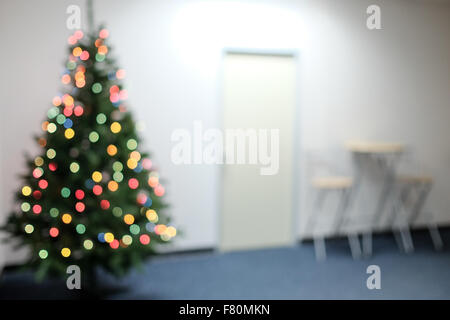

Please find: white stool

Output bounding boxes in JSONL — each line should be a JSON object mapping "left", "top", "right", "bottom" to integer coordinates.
{"left": 390, "top": 175, "right": 443, "bottom": 252}
{"left": 305, "top": 176, "right": 362, "bottom": 260}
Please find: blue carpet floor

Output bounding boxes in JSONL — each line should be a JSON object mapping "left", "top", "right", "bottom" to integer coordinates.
{"left": 1, "top": 230, "right": 450, "bottom": 299}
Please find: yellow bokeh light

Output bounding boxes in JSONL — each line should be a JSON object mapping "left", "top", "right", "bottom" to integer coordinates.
{"left": 108, "top": 180, "right": 118, "bottom": 192}
{"left": 65, "top": 128, "right": 75, "bottom": 139}
{"left": 127, "top": 158, "right": 138, "bottom": 169}
{"left": 72, "top": 47, "right": 82, "bottom": 57}
{"left": 104, "top": 232, "right": 114, "bottom": 243}
{"left": 61, "top": 248, "right": 71, "bottom": 257}
{"left": 107, "top": 144, "right": 117, "bottom": 156}
{"left": 92, "top": 171, "right": 102, "bottom": 183}
{"left": 166, "top": 226, "right": 177, "bottom": 238}
{"left": 110, "top": 122, "right": 121, "bottom": 134}
{"left": 34, "top": 157, "right": 44, "bottom": 166}
{"left": 123, "top": 214, "right": 135, "bottom": 225}
{"left": 146, "top": 209, "right": 158, "bottom": 223}
{"left": 62, "top": 213, "right": 72, "bottom": 224}
{"left": 22, "top": 186, "right": 32, "bottom": 196}
{"left": 63, "top": 95, "right": 74, "bottom": 107}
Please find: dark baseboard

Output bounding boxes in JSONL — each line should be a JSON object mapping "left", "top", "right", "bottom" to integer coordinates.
{"left": 298, "top": 224, "right": 450, "bottom": 243}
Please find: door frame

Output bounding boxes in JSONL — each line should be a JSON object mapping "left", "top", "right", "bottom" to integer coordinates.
{"left": 217, "top": 48, "right": 302, "bottom": 251}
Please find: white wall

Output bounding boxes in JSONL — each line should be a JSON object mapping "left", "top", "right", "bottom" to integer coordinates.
{"left": 1, "top": 0, "right": 450, "bottom": 265}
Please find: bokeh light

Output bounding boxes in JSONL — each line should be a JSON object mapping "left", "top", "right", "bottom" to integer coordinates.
{"left": 24, "top": 224, "right": 34, "bottom": 234}
{"left": 32, "top": 204, "right": 42, "bottom": 215}
{"left": 139, "top": 234, "right": 150, "bottom": 245}
{"left": 104, "top": 232, "right": 114, "bottom": 243}
{"left": 123, "top": 214, "right": 135, "bottom": 225}
{"left": 49, "top": 227, "right": 59, "bottom": 237}
{"left": 108, "top": 180, "right": 118, "bottom": 192}
{"left": 75, "top": 189, "right": 85, "bottom": 200}
{"left": 127, "top": 139, "right": 137, "bottom": 150}
{"left": 39, "top": 250, "right": 48, "bottom": 259}
{"left": 70, "top": 162, "right": 80, "bottom": 173}
{"left": 128, "top": 178, "right": 139, "bottom": 189}
{"left": 93, "top": 185, "right": 103, "bottom": 196}
{"left": 61, "top": 187, "right": 71, "bottom": 198}
{"left": 46, "top": 148, "right": 56, "bottom": 159}
{"left": 76, "top": 224, "right": 86, "bottom": 234}
{"left": 62, "top": 213, "right": 72, "bottom": 224}
{"left": 92, "top": 171, "right": 102, "bottom": 183}
{"left": 107, "top": 144, "right": 117, "bottom": 156}
{"left": 84, "top": 239, "right": 94, "bottom": 250}
{"left": 100, "top": 199, "right": 110, "bottom": 210}
{"left": 89, "top": 131, "right": 99, "bottom": 143}
{"left": 65, "top": 128, "right": 75, "bottom": 139}
{"left": 75, "top": 202, "right": 85, "bottom": 212}
{"left": 110, "top": 122, "right": 121, "bottom": 134}
{"left": 61, "top": 248, "right": 71, "bottom": 258}
{"left": 22, "top": 186, "right": 32, "bottom": 196}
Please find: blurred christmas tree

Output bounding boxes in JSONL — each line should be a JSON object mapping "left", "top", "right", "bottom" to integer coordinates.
{"left": 2, "top": 26, "right": 176, "bottom": 283}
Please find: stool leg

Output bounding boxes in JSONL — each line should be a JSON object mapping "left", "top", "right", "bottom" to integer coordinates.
{"left": 399, "top": 227, "right": 414, "bottom": 253}
{"left": 428, "top": 223, "right": 443, "bottom": 251}
{"left": 391, "top": 187, "right": 414, "bottom": 253}
{"left": 409, "top": 185, "right": 431, "bottom": 223}
{"left": 396, "top": 205, "right": 415, "bottom": 253}
{"left": 409, "top": 185, "right": 443, "bottom": 251}
{"left": 362, "top": 232, "right": 372, "bottom": 257}
{"left": 332, "top": 188, "right": 351, "bottom": 234}
{"left": 347, "top": 233, "right": 362, "bottom": 259}
{"left": 305, "top": 190, "right": 325, "bottom": 236}
{"left": 314, "top": 236, "right": 326, "bottom": 261}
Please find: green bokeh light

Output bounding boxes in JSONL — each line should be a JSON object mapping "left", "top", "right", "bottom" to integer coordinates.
{"left": 76, "top": 224, "right": 86, "bottom": 234}
{"left": 112, "top": 207, "right": 123, "bottom": 217}
{"left": 56, "top": 114, "right": 66, "bottom": 125}
{"left": 92, "top": 83, "right": 102, "bottom": 94}
{"left": 126, "top": 139, "right": 137, "bottom": 150}
{"left": 112, "top": 161, "right": 123, "bottom": 172}
{"left": 61, "top": 187, "right": 71, "bottom": 198}
{"left": 96, "top": 113, "right": 107, "bottom": 124}
{"left": 21, "top": 202, "right": 30, "bottom": 212}
{"left": 89, "top": 131, "right": 100, "bottom": 143}
{"left": 95, "top": 53, "right": 105, "bottom": 62}
{"left": 70, "top": 162, "right": 80, "bottom": 173}
{"left": 130, "top": 224, "right": 140, "bottom": 235}
{"left": 50, "top": 208, "right": 59, "bottom": 218}
{"left": 46, "top": 148, "right": 56, "bottom": 159}
{"left": 47, "top": 107, "right": 59, "bottom": 119}
{"left": 39, "top": 249, "right": 48, "bottom": 259}
{"left": 113, "top": 171, "right": 123, "bottom": 183}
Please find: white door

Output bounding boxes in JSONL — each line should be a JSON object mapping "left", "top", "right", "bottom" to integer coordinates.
{"left": 221, "top": 52, "right": 296, "bottom": 251}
